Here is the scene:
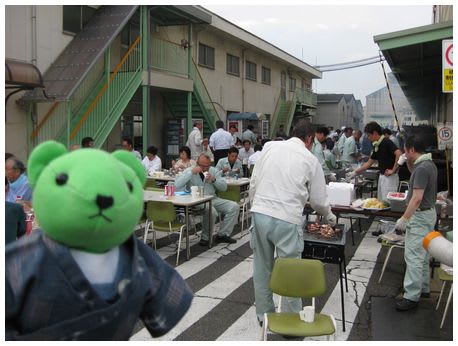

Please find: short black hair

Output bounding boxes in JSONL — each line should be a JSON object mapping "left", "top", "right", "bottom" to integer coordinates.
{"left": 404, "top": 135, "right": 426, "bottom": 153}
{"left": 122, "top": 137, "right": 133, "bottom": 146}
{"left": 81, "top": 137, "right": 94, "bottom": 147}
{"left": 147, "top": 146, "right": 158, "bottom": 155}
{"left": 291, "top": 119, "right": 314, "bottom": 141}
{"left": 5, "top": 176, "right": 9, "bottom": 186}
{"left": 242, "top": 139, "right": 251, "bottom": 145}
{"left": 261, "top": 138, "right": 271, "bottom": 146}
{"left": 215, "top": 120, "right": 224, "bottom": 129}
{"left": 5, "top": 153, "right": 14, "bottom": 161}
{"left": 364, "top": 122, "right": 382, "bottom": 135}
{"left": 6, "top": 158, "right": 26, "bottom": 174}
{"left": 344, "top": 127, "right": 353, "bottom": 134}
{"left": 382, "top": 128, "right": 392, "bottom": 136}
{"left": 247, "top": 125, "right": 254, "bottom": 130}
{"left": 316, "top": 126, "right": 329, "bottom": 137}
{"left": 228, "top": 147, "right": 239, "bottom": 155}
{"left": 254, "top": 144, "right": 262, "bottom": 152}
{"left": 179, "top": 146, "right": 191, "bottom": 159}
{"left": 229, "top": 124, "right": 237, "bottom": 130}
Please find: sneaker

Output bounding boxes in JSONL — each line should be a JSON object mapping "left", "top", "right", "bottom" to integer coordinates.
{"left": 199, "top": 239, "right": 209, "bottom": 246}
{"left": 215, "top": 235, "right": 236, "bottom": 244}
{"left": 395, "top": 298, "right": 418, "bottom": 311}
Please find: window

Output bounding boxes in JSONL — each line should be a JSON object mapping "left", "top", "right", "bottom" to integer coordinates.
{"left": 63, "top": 5, "right": 97, "bottom": 35}
{"left": 289, "top": 77, "right": 296, "bottom": 92}
{"left": 261, "top": 66, "right": 271, "bottom": 85}
{"left": 246, "top": 61, "right": 257, "bottom": 81}
{"left": 226, "top": 54, "right": 240, "bottom": 76}
{"left": 198, "top": 43, "right": 215, "bottom": 69}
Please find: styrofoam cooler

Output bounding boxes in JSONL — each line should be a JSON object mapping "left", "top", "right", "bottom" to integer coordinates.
{"left": 387, "top": 191, "right": 407, "bottom": 212}
{"left": 326, "top": 182, "right": 355, "bottom": 206}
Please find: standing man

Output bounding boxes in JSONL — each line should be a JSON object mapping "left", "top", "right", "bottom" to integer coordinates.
{"left": 81, "top": 137, "right": 95, "bottom": 148}
{"left": 121, "top": 137, "right": 142, "bottom": 160}
{"left": 175, "top": 154, "right": 239, "bottom": 246}
{"left": 348, "top": 122, "right": 401, "bottom": 202}
{"left": 228, "top": 124, "right": 238, "bottom": 147}
{"left": 242, "top": 124, "right": 257, "bottom": 147}
{"left": 186, "top": 122, "right": 205, "bottom": 161}
{"left": 341, "top": 129, "right": 362, "bottom": 168}
{"left": 394, "top": 135, "right": 437, "bottom": 311}
{"left": 336, "top": 127, "right": 353, "bottom": 159}
{"left": 249, "top": 120, "right": 337, "bottom": 325}
{"left": 275, "top": 124, "right": 288, "bottom": 139}
{"left": 209, "top": 120, "right": 233, "bottom": 165}
{"left": 311, "top": 127, "right": 335, "bottom": 183}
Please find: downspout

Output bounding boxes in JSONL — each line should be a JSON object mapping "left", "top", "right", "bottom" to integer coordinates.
{"left": 187, "top": 23, "right": 193, "bottom": 136}
{"left": 142, "top": 5, "right": 150, "bottom": 157}
{"left": 241, "top": 49, "right": 246, "bottom": 112}
{"left": 29, "top": 5, "right": 38, "bottom": 154}
{"left": 31, "top": 6, "right": 37, "bottom": 65}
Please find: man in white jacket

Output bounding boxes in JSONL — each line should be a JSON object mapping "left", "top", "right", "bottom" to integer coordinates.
{"left": 249, "top": 120, "right": 337, "bottom": 325}
{"left": 186, "top": 122, "right": 205, "bottom": 161}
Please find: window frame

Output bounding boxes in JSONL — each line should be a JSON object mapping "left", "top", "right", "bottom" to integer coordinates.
{"left": 261, "top": 66, "right": 271, "bottom": 85}
{"left": 289, "top": 77, "right": 296, "bottom": 92}
{"left": 226, "top": 54, "right": 240, "bottom": 77}
{"left": 198, "top": 43, "right": 215, "bottom": 70}
{"left": 62, "top": 5, "right": 97, "bottom": 35}
{"left": 245, "top": 60, "right": 257, "bottom": 82}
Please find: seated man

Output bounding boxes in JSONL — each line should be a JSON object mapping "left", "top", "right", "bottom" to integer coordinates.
{"left": 238, "top": 140, "right": 255, "bottom": 177}
{"left": 5, "top": 177, "right": 26, "bottom": 245}
{"left": 175, "top": 154, "right": 240, "bottom": 246}
{"left": 248, "top": 144, "right": 263, "bottom": 176}
{"left": 142, "top": 146, "right": 162, "bottom": 175}
{"left": 6, "top": 157, "right": 33, "bottom": 210}
{"left": 215, "top": 147, "right": 243, "bottom": 177}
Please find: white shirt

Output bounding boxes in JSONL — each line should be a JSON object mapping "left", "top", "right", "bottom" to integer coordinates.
{"left": 142, "top": 156, "right": 162, "bottom": 175}
{"left": 186, "top": 127, "right": 203, "bottom": 160}
{"left": 209, "top": 128, "right": 233, "bottom": 150}
{"left": 131, "top": 149, "right": 142, "bottom": 161}
{"left": 249, "top": 137, "right": 331, "bottom": 225}
{"left": 238, "top": 147, "right": 255, "bottom": 165}
{"left": 248, "top": 150, "right": 263, "bottom": 167}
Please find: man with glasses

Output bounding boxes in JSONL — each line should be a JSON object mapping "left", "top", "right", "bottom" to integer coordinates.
{"left": 175, "top": 154, "right": 240, "bottom": 246}
{"left": 5, "top": 158, "right": 32, "bottom": 208}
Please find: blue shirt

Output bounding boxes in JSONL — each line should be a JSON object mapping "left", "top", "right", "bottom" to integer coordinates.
{"left": 6, "top": 173, "right": 32, "bottom": 203}
{"left": 6, "top": 231, "right": 193, "bottom": 340}
{"left": 215, "top": 158, "right": 243, "bottom": 174}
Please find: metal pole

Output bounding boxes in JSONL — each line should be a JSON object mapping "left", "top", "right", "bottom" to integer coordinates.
{"left": 187, "top": 23, "right": 193, "bottom": 137}
{"left": 142, "top": 5, "right": 149, "bottom": 156}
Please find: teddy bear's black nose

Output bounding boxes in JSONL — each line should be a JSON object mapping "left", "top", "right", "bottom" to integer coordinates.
{"left": 96, "top": 195, "right": 114, "bottom": 210}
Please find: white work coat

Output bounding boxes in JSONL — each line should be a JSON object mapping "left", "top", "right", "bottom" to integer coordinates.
{"left": 249, "top": 137, "right": 332, "bottom": 225}
{"left": 186, "top": 127, "right": 203, "bottom": 160}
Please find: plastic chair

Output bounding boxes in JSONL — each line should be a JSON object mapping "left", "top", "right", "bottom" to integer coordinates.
{"left": 217, "top": 185, "right": 249, "bottom": 232}
{"left": 378, "top": 239, "right": 405, "bottom": 283}
{"left": 436, "top": 266, "right": 453, "bottom": 329}
{"left": 144, "top": 201, "right": 186, "bottom": 266}
{"left": 144, "top": 178, "right": 158, "bottom": 189}
{"left": 262, "top": 258, "right": 336, "bottom": 341}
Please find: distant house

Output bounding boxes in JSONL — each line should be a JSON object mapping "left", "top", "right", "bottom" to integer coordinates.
{"left": 315, "top": 93, "right": 363, "bottom": 130}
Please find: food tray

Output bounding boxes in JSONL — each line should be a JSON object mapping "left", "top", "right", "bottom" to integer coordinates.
{"left": 303, "top": 222, "right": 345, "bottom": 242}
{"left": 363, "top": 206, "right": 391, "bottom": 211}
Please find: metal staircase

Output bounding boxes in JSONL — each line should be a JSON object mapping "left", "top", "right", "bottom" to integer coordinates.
{"left": 270, "top": 97, "right": 297, "bottom": 138}
{"left": 26, "top": 5, "right": 140, "bottom": 149}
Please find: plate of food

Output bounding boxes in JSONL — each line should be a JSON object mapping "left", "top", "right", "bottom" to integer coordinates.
{"left": 362, "top": 198, "right": 390, "bottom": 210}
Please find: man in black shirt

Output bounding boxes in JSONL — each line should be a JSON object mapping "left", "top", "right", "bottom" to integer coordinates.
{"left": 348, "top": 122, "right": 401, "bottom": 202}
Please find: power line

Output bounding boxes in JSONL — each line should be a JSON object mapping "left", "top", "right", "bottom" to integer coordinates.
{"left": 315, "top": 55, "right": 383, "bottom": 68}
{"left": 319, "top": 57, "right": 385, "bottom": 72}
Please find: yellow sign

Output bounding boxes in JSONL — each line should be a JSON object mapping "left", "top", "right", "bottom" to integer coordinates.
{"left": 443, "top": 69, "right": 453, "bottom": 92}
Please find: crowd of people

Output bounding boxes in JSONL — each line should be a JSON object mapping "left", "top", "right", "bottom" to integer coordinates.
{"left": 4, "top": 116, "right": 443, "bottom": 339}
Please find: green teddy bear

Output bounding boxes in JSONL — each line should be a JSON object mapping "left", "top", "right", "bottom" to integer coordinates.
{"left": 6, "top": 141, "right": 193, "bottom": 341}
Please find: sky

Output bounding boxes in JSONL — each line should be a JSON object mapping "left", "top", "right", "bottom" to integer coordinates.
{"left": 204, "top": 4, "right": 433, "bottom": 106}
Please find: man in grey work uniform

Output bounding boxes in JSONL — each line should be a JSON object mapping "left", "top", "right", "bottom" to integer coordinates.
{"left": 249, "top": 120, "right": 337, "bottom": 325}
{"left": 394, "top": 134, "right": 437, "bottom": 311}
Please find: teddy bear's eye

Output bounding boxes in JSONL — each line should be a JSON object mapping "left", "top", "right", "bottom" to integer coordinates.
{"left": 56, "top": 173, "right": 69, "bottom": 186}
{"left": 127, "top": 181, "right": 133, "bottom": 192}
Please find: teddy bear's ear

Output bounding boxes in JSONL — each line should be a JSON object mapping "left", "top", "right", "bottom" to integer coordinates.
{"left": 112, "top": 150, "right": 146, "bottom": 186}
{"left": 28, "top": 141, "right": 68, "bottom": 187}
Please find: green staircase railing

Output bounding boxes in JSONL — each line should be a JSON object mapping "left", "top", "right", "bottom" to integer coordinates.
{"left": 270, "top": 94, "right": 297, "bottom": 138}
{"left": 150, "top": 37, "right": 220, "bottom": 133}
{"left": 295, "top": 87, "right": 317, "bottom": 107}
{"left": 70, "top": 35, "right": 143, "bottom": 147}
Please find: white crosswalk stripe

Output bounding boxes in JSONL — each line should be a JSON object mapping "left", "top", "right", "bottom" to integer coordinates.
{"left": 131, "top": 219, "right": 383, "bottom": 341}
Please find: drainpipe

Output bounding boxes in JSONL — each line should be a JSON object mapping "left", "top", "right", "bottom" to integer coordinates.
{"left": 187, "top": 23, "right": 193, "bottom": 136}
{"left": 31, "top": 6, "right": 37, "bottom": 66}
{"left": 241, "top": 49, "right": 246, "bottom": 112}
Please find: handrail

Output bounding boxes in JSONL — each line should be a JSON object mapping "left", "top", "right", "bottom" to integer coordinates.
{"left": 269, "top": 94, "right": 283, "bottom": 138}
{"left": 30, "top": 102, "right": 59, "bottom": 139}
{"left": 70, "top": 35, "right": 141, "bottom": 140}
{"left": 191, "top": 57, "right": 221, "bottom": 122}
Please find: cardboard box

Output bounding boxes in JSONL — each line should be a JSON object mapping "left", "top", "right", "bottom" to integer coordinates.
{"left": 327, "top": 182, "right": 355, "bottom": 206}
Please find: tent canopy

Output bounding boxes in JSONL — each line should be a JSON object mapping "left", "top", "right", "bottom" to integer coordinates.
{"left": 227, "top": 112, "right": 265, "bottom": 121}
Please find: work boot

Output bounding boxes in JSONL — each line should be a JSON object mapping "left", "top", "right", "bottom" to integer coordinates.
{"left": 395, "top": 298, "right": 418, "bottom": 311}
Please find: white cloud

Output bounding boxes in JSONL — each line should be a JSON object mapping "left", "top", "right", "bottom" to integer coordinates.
{"left": 317, "top": 23, "right": 329, "bottom": 30}
{"left": 264, "top": 17, "right": 280, "bottom": 23}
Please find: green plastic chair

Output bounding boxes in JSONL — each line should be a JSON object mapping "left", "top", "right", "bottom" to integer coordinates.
{"left": 436, "top": 266, "right": 453, "bottom": 329}
{"left": 217, "top": 185, "right": 249, "bottom": 232}
{"left": 144, "top": 178, "right": 158, "bottom": 189}
{"left": 144, "top": 201, "right": 186, "bottom": 266}
{"left": 262, "top": 258, "right": 336, "bottom": 341}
